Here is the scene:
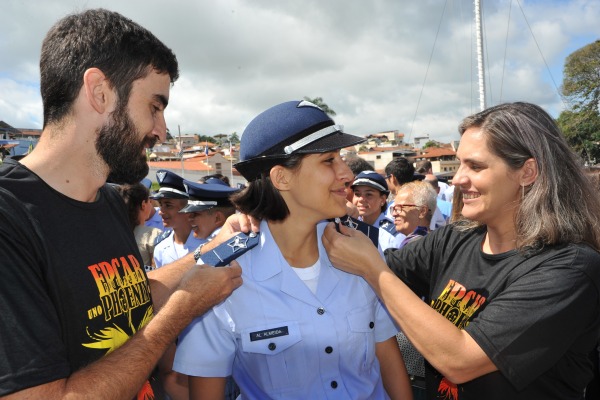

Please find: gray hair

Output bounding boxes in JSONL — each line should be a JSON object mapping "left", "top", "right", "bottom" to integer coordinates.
{"left": 457, "top": 102, "right": 600, "bottom": 252}
{"left": 398, "top": 180, "right": 437, "bottom": 224}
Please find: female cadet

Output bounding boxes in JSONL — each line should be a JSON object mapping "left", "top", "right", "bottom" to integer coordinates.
{"left": 323, "top": 102, "right": 600, "bottom": 399}
{"left": 173, "top": 100, "right": 412, "bottom": 399}
{"left": 351, "top": 170, "right": 403, "bottom": 250}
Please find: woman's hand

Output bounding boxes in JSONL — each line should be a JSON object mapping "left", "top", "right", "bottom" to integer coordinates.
{"left": 322, "top": 222, "right": 386, "bottom": 278}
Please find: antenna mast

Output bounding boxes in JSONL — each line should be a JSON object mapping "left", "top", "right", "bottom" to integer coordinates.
{"left": 475, "top": 0, "right": 486, "bottom": 111}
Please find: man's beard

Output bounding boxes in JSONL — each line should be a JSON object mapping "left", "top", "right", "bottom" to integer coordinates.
{"left": 96, "top": 105, "right": 156, "bottom": 184}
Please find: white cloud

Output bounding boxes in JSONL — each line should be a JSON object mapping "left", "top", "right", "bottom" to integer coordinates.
{"left": 1, "top": 0, "right": 599, "bottom": 144}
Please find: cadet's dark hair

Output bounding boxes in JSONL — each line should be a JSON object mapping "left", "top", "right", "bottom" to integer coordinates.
{"left": 40, "top": 8, "right": 179, "bottom": 127}
{"left": 115, "top": 182, "right": 149, "bottom": 230}
{"left": 231, "top": 155, "right": 305, "bottom": 221}
{"left": 344, "top": 156, "right": 373, "bottom": 176}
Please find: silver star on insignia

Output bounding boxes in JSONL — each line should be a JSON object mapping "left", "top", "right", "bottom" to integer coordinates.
{"left": 344, "top": 216, "right": 358, "bottom": 230}
{"left": 228, "top": 235, "right": 249, "bottom": 253}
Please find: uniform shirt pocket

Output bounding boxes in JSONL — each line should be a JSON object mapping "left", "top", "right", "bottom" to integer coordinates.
{"left": 347, "top": 305, "right": 377, "bottom": 371}
{"left": 240, "top": 321, "right": 305, "bottom": 392}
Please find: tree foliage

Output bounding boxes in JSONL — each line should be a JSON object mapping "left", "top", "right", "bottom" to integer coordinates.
{"left": 195, "top": 134, "right": 217, "bottom": 144}
{"left": 423, "top": 140, "right": 439, "bottom": 149}
{"left": 228, "top": 132, "right": 240, "bottom": 144}
{"left": 556, "top": 109, "right": 600, "bottom": 165}
{"left": 303, "top": 96, "right": 337, "bottom": 116}
{"left": 561, "top": 40, "right": 600, "bottom": 112}
{"left": 558, "top": 40, "right": 600, "bottom": 165}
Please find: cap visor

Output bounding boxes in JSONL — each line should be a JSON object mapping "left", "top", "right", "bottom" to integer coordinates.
{"left": 180, "top": 204, "right": 215, "bottom": 213}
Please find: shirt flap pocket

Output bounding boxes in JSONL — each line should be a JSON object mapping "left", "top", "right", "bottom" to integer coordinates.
{"left": 347, "top": 305, "right": 375, "bottom": 333}
{"left": 241, "top": 321, "right": 301, "bottom": 355}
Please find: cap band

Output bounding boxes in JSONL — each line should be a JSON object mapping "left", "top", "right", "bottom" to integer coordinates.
{"left": 188, "top": 200, "right": 218, "bottom": 207}
{"left": 352, "top": 178, "right": 388, "bottom": 192}
{"left": 158, "top": 187, "right": 188, "bottom": 197}
{"left": 283, "top": 124, "right": 343, "bottom": 155}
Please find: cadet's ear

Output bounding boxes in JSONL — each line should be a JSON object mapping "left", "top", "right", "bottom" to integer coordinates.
{"left": 83, "top": 67, "right": 114, "bottom": 114}
{"left": 270, "top": 165, "right": 292, "bottom": 191}
{"left": 213, "top": 210, "right": 225, "bottom": 225}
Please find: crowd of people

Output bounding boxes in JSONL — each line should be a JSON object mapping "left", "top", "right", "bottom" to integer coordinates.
{"left": 1, "top": 7, "right": 599, "bottom": 400}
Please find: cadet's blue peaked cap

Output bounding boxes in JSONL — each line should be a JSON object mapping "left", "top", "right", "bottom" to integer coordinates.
{"left": 140, "top": 178, "right": 152, "bottom": 189}
{"left": 234, "top": 100, "right": 365, "bottom": 181}
{"left": 351, "top": 170, "right": 389, "bottom": 194}
{"left": 150, "top": 170, "right": 188, "bottom": 200}
{"left": 180, "top": 179, "right": 240, "bottom": 213}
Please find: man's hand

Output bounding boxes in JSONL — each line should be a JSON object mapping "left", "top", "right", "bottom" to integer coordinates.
{"left": 175, "top": 261, "right": 243, "bottom": 317}
{"left": 322, "top": 222, "right": 384, "bottom": 278}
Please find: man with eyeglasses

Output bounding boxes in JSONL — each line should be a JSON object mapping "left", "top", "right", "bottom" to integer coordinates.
{"left": 391, "top": 181, "right": 437, "bottom": 247}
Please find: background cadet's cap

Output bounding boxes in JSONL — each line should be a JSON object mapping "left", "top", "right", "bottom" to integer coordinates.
{"left": 351, "top": 170, "right": 390, "bottom": 194}
{"left": 150, "top": 170, "right": 188, "bottom": 200}
{"left": 180, "top": 179, "right": 239, "bottom": 213}
{"left": 234, "top": 100, "right": 366, "bottom": 181}
{"left": 140, "top": 178, "right": 152, "bottom": 189}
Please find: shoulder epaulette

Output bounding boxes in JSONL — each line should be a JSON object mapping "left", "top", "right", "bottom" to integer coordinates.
{"left": 332, "top": 215, "right": 379, "bottom": 247}
{"left": 154, "top": 229, "right": 172, "bottom": 246}
{"left": 379, "top": 218, "right": 399, "bottom": 236}
{"left": 198, "top": 232, "right": 260, "bottom": 267}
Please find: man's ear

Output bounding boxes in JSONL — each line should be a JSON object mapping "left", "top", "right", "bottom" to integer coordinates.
{"left": 418, "top": 206, "right": 430, "bottom": 221}
{"left": 270, "top": 165, "right": 292, "bottom": 191}
{"left": 521, "top": 158, "right": 538, "bottom": 186}
{"left": 83, "top": 68, "right": 113, "bottom": 114}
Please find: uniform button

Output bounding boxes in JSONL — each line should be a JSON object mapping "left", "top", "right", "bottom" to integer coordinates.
{"left": 325, "top": 346, "right": 333, "bottom": 354}
{"left": 317, "top": 307, "right": 325, "bottom": 315}
{"left": 369, "top": 321, "right": 375, "bottom": 329}
{"left": 331, "top": 381, "right": 338, "bottom": 389}
{"left": 268, "top": 343, "right": 276, "bottom": 351}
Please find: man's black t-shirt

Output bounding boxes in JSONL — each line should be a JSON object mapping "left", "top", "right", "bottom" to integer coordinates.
{"left": 385, "top": 224, "right": 600, "bottom": 400}
{"left": 0, "top": 159, "right": 154, "bottom": 396}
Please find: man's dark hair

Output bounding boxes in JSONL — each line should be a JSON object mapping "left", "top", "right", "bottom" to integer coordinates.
{"left": 231, "top": 154, "right": 305, "bottom": 221}
{"left": 415, "top": 160, "right": 432, "bottom": 174}
{"left": 344, "top": 156, "right": 373, "bottom": 176}
{"left": 384, "top": 157, "right": 415, "bottom": 185}
{"left": 40, "top": 8, "right": 179, "bottom": 127}
{"left": 199, "top": 173, "right": 231, "bottom": 186}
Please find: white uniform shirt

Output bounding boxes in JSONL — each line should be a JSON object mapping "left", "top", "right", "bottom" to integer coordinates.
{"left": 153, "top": 230, "right": 205, "bottom": 267}
{"left": 174, "top": 220, "right": 398, "bottom": 399}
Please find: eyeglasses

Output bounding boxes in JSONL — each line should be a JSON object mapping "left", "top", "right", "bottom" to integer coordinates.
{"left": 384, "top": 174, "right": 392, "bottom": 180}
{"left": 392, "top": 204, "right": 419, "bottom": 213}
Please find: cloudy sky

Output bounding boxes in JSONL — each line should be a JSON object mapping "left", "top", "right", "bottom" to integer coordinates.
{"left": 2, "top": 0, "right": 599, "bottom": 144}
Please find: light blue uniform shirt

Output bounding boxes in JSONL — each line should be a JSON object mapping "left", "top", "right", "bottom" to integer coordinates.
{"left": 153, "top": 230, "right": 205, "bottom": 267}
{"left": 145, "top": 207, "right": 165, "bottom": 231}
{"left": 174, "top": 220, "right": 398, "bottom": 399}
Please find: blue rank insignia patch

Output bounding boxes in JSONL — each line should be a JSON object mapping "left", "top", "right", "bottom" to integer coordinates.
{"left": 198, "top": 231, "right": 260, "bottom": 267}
{"left": 333, "top": 215, "right": 379, "bottom": 248}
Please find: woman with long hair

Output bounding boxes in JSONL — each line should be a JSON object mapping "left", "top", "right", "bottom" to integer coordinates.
{"left": 323, "top": 102, "right": 600, "bottom": 399}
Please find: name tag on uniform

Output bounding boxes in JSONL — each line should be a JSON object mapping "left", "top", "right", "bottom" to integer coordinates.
{"left": 250, "top": 326, "right": 289, "bottom": 341}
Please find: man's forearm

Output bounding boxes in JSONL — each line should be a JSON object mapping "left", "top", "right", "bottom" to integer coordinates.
{"left": 4, "top": 290, "right": 196, "bottom": 400}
